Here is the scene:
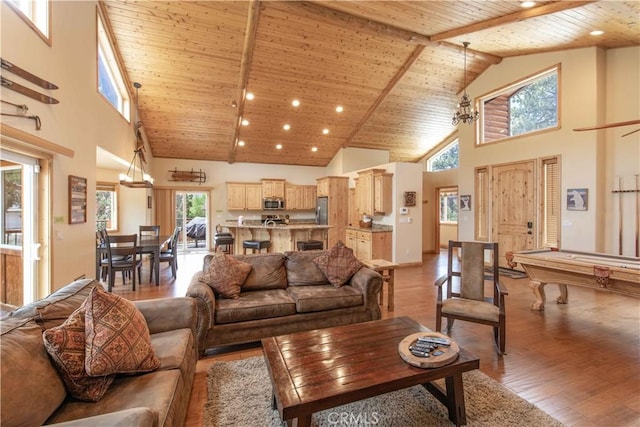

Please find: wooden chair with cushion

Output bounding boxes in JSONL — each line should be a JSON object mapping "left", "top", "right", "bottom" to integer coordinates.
{"left": 105, "top": 233, "right": 142, "bottom": 292}
{"left": 434, "top": 240, "right": 508, "bottom": 354}
{"left": 150, "top": 226, "right": 180, "bottom": 282}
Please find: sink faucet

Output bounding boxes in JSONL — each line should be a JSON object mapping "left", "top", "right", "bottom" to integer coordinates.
{"left": 264, "top": 219, "right": 276, "bottom": 227}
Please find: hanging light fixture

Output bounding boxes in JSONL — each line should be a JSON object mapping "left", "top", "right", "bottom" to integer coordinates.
{"left": 119, "top": 82, "right": 153, "bottom": 188}
{"left": 452, "top": 42, "right": 479, "bottom": 126}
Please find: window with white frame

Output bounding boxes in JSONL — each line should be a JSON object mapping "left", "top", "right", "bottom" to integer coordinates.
{"left": 439, "top": 188, "right": 458, "bottom": 223}
{"left": 479, "top": 65, "right": 559, "bottom": 145}
{"left": 97, "top": 11, "right": 130, "bottom": 119}
{"left": 7, "top": 0, "right": 50, "bottom": 42}
{"left": 427, "top": 139, "right": 458, "bottom": 172}
{"left": 96, "top": 182, "right": 118, "bottom": 232}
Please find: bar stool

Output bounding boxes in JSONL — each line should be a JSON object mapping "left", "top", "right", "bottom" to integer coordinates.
{"left": 243, "top": 240, "right": 271, "bottom": 254}
{"left": 214, "top": 233, "right": 235, "bottom": 254}
{"left": 296, "top": 240, "right": 324, "bottom": 251}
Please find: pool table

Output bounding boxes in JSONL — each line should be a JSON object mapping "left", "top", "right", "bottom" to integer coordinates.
{"left": 507, "top": 249, "right": 640, "bottom": 310}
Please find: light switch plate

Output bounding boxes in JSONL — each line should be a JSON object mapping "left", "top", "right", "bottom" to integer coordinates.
{"left": 400, "top": 207, "right": 409, "bottom": 215}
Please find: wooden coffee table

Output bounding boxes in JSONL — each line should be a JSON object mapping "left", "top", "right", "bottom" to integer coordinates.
{"left": 262, "top": 316, "right": 479, "bottom": 427}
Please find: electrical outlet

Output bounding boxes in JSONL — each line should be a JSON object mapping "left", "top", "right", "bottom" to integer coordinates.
{"left": 56, "top": 230, "right": 64, "bottom": 240}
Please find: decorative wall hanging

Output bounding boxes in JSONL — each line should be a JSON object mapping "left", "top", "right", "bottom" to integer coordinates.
{"left": 168, "top": 168, "right": 207, "bottom": 184}
{"left": 566, "top": 188, "right": 588, "bottom": 211}
{"left": 404, "top": 191, "right": 416, "bottom": 207}
{"left": 460, "top": 195, "right": 471, "bottom": 211}
{"left": 68, "top": 175, "right": 87, "bottom": 224}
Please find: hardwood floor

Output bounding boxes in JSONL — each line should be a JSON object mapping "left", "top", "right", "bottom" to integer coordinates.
{"left": 114, "top": 251, "right": 640, "bottom": 427}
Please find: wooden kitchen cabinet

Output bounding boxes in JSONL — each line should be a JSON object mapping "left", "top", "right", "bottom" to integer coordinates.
{"left": 316, "top": 176, "right": 349, "bottom": 246}
{"left": 302, "top": 185, "right": 317, "bottom": 210}
{"left": 226, "top": 182, "right": 262, "bottom": 210}
{"left": 355, "top": 169, "right": 393, "bottom": 216}
{"left": 345, "top": 228, "right": 392, "bottom": 261}
{"left": 285, "top": 184, "right": 316, "bottom": 210}
{"left": 374, "top": 173, "right": 393, "bottom": 213}
{"left": 262, "top": 179, "right": 285, "bottom": 198}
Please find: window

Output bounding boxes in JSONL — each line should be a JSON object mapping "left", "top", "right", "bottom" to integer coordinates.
{"left": 427, "top": 140, "right": 458, "bottom": 172}
{"left": 7, "top": 0, "right": 50, "bottom": 43}
{"left": 96, "top": 182, "right": 118, "bottom": 231}
{"left": 541, "top": 157, "right": 560, "bottom": 248}
{"left": 2, "top": 166, "right": 22, "bottom": 246}
{"left": 97, "top": 11, "right": 130, "bottom": 119}
{"left": 475, "top": 167, "right": 489, "bottom": 241}
{"left": 479, "top": 65, "right": 559, "bottom": 144}
{"left": 439, "top": 189, "right": 458, "bottom": 223}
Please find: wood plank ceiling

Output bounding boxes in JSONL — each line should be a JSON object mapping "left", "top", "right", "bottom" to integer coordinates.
{"left": 102, "top": 1, "right": 640, "bottom": 167}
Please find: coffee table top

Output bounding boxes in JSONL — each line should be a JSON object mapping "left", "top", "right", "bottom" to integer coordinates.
{"left": 262, "top": 316, "right": 479, "bottom": 422}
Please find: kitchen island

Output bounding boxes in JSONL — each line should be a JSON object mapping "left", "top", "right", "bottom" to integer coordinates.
{"left": 222, "top": 223, "right": 331, "bottom": 253}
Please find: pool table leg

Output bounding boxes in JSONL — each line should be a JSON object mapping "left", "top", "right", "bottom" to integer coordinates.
{"left": 530, "top": 280, "right": 546, "bottom": 310}
{"left": 556, "top": 284, "right": 569, "bottom": 304}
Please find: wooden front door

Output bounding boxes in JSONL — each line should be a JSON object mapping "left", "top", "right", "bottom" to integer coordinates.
{"left": 492, "top": 160, "right": 536, "bottom": 267}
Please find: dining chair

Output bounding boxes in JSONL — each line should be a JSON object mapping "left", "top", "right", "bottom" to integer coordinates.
{"left": 434, "top": 240, "right": 509, "bottom": 354}
{"left": 105, "top": 233, "right": 142, "bottom": 292}
{"left": 96, "top": 229, "right": 108, "bottom": 281}
{"left": 150, "top": 226, "right": 181, "bottom": 282}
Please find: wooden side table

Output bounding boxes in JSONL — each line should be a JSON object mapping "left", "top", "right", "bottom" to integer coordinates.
{"left": 360, "top": 258, "right": 398, "bottom": 311}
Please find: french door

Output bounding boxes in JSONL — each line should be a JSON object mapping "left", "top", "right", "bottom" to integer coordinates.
{"left": 175, "top": 191, "right": 209, "bottom": 252}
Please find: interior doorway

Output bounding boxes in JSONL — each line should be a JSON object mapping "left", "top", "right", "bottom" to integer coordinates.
{"left": 175, "top": 191, "right": 209, "bottom": 252}
{"left": 436, "top": 186, "right": 459, "bottom": 249}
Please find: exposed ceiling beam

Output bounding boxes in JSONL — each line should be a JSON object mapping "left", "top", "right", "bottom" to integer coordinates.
{"left": 343, "top": 45, "right": 426, "bottom": 148}
{"left": 228, "top": 0, "right": 261, "bottom": 164}
{"left": 431, "top": 1, "right": 597, "bottom": 42}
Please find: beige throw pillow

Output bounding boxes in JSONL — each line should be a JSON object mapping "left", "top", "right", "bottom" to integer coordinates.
{"left": 313, "top": 241, "right": 362, "bottom": 287}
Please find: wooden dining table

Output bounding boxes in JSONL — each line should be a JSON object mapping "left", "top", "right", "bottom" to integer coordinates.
{"left": 96, "top": 234, "right": 172, "bottom": 287}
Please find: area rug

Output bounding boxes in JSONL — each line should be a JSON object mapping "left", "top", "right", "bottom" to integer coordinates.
{"left": 203, "top": 357, "right": 563, "bottom": 427}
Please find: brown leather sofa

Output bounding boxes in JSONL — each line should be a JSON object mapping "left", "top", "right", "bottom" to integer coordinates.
{"left": 1, "top": 279, "right": 198, "bottom": 427}
{"left": 186, "top": 250, "right": 382, "bottom": 353}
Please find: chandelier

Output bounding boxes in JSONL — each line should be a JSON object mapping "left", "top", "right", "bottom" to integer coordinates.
{"left": 452, "top": 42, "right": 479, "bottom": 126}
{"left": 119, "top": 82, "right": 153, "bottom": 188}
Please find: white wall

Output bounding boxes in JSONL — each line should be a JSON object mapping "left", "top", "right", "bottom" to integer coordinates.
{"left": 1, "top": 1, "right": 139, "bottom": 289}
{"left": 326, "top": 147, "right": 389, "bottom": 175}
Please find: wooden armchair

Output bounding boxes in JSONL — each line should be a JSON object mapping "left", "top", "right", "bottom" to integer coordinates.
{"left": 434, "top": 240, "right": 508, "bottom": 354}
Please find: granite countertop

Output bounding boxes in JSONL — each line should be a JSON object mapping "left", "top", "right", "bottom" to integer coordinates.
{"left": 346, "top": 224, "right": 393, "bottom": 233}
{"left": 223, "top": 221, "right": 330, "bottom": 230}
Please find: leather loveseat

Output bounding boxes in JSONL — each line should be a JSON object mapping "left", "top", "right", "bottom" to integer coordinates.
{"left": 1, "top": 279, "right": 198, "bottom": 427}
{"left": 186, "top": 250, "right": 382, "bottom": 353}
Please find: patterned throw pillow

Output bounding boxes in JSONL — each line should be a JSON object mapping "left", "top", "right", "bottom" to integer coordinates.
{"left": 42, "top": 303, "right": 115, "bottom": 402}
{"left": 84, "top": 287, "right": 160, "bottom": 377}
{"left": 199, "top": 251, "right": 253, "bottom": 299}
{"left": 313, "top": 241, "right": 362, "bottom": 287}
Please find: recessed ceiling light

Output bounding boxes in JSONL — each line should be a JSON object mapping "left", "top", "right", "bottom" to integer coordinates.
{"left": 336, "top": 106, "right": 344, "bottom": 113}
{"left": 283, "top": 124, "right": 291, "bottom": 131}
{"left": 246, "top": 92, "right": 254, "bottom": 101}
{"left": 276, "top": 144, "right": 283, "bottom": 150}
{"left": 292, "top": 99, "right": 300, "bottom": 107}
{"left": 241, "top": 119, "right": 249, "bottom": 126}
{"left": 311, "top": 147, "right": 318, "bottom": 152}
{"left": 238, "top": 140, "right": 245, "bottom": 147}
{"left": 322, "top": 128, "right": 330, "bottom": 135}
{"left": 520, "top": 1, "right": 536, "bottom": 8}
{"left": 590, "top": 30, "right": 604, "bottom": 36}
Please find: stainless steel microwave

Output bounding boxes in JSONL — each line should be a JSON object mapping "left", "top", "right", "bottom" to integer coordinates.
{"left": 263, "top": 198, "right": 285, "bottom": 210}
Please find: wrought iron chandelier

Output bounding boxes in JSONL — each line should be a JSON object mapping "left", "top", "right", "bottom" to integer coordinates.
{"left": 119, "top": 82, "right": 153, "bottom": 188}
{"left": 452, "top": 42, "right": 479, "bottom": 126}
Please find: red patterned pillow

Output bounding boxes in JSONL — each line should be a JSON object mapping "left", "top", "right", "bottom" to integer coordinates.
{"left": 199, "top": 251, "right": 252, "bottom": 299}
{"left": 84, "top": 287, "right": 160, "bottom": 377}
{"left": 42, "top": 303, "right": 115, "bottom": 401}
{"left": 313, "top": 241, "right": 362, "bottom": 287}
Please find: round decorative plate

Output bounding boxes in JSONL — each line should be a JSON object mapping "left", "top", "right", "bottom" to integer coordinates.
{"left": 398, "top": 332, "right": 460, "bottom": 368}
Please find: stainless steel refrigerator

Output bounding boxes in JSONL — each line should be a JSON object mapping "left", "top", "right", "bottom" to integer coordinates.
{"left": 316, "top": 197, "right": 328, "bottom": 225}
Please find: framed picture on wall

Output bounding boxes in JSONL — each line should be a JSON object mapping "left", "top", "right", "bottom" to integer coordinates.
{"left": 404, "top": 191, "right": 416, "bottom": 207}
{"left": 68, "top": 175, "right": 87, "bottom": 224}
{"left": 567, "top": 188, "right": 588, "bottom": 211}
{"left": 460, "top": 194, "right": 471, "bottom": 211}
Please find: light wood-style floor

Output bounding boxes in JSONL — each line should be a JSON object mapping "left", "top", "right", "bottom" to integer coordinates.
{"left": 113, "top": 251, "right": 640, "bottom": 427}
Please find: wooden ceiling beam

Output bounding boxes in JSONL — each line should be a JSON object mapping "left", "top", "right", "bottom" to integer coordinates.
{"left": 431, "top": 1, "right": 597, "bottom": 42}
{"left": 228, "top": 0, "right": 261, "bottom": 164}
{"left": 343, "top": 45, "right": 426, "bottom": 148}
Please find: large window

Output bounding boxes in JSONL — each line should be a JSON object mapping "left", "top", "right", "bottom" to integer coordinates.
{"left": 439, "top": 189, "right": 458, "bottom": 223}
{"left": 541, "top": 158, "right": 560, "bottom": 248}
{"left": 479, "top": 66, "right": 559, "bottom": 145}
{"left": 96, "top": 182, "right": 118, "bottom": 231}
{"left": 97, "top": 11, "right": 130, "bottom": 119}
{"left": 427, "top": 140, "right": 458, "bottom": 172}
{"left": 7, "top": 0, "right": 50, "bottom": 43}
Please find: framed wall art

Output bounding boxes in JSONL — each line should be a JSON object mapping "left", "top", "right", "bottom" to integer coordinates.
{"left": 460, "top": 194, "right": 471, "bottom": 211}
{"left": 404, "top": 191, "right": 416, "bottom": 207}
{"left": 68, "top": 175, "right": 87, "bottom": 224}
{"left": 567, "top": 188, "right": 588, "bottom": 211}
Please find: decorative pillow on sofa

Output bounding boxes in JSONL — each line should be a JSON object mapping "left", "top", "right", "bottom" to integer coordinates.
{"left": 199, "top": 251, "right": 253, "bottom": 299}
{"left": 84, "top": 287, "right": 160, "bottom": 377}
{"left": 313, "top": 241, "right": 362, "bottom": 287}
{"left": 42, "top": 302, "right": 115, "bottom": 402}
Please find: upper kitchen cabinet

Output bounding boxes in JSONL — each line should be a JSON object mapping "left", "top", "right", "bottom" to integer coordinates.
{"left": 285, "top": 184, "right": 316, "bottom": 210}
{"left": 262, "top": 179, "right": 285, "bottom": 198}
{"left": 227, "top": 182, "right": 263, "bottom": 210}
{"left": 355, "top": 169, "right": 393, "bottom": 216}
